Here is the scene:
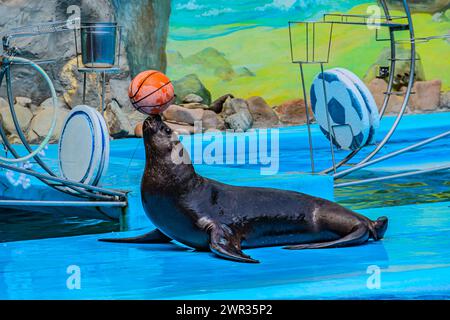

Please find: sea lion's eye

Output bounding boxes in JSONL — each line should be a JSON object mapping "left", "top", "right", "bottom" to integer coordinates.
{"left": 165, "top": 127, "right": 172, "bottom": 134}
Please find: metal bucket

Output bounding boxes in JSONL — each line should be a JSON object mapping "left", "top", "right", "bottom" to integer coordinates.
{"left": 81, "top": 22, "right": 117, "bottom": 68}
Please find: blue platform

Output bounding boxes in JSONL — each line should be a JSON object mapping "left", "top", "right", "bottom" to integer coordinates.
{"left": 1, "top": 201, "right": 450, "bottom": 299}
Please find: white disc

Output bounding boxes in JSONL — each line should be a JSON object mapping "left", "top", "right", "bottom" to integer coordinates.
{"left": 92, "top": 109, "right": 110, "bottom": 186}
{"left": 58, "top": 105, "right": 110, "bottom": 186}
{"left": 310, "top": 69, "right": 371, "bottom": 151}
{"left": 331, "top": 68, "right": 380, "bottom": 144}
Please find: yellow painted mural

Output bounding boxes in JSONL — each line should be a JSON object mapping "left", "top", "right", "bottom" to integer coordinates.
{"left": 167, "top": 1, "right": 450, "bottom": 106}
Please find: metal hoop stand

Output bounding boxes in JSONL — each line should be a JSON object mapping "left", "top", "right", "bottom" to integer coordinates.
{"left": 289, "top": 0, "right": 450, "bottom": 187}
{"left": 0, "top": 20, "right": 127, "bottom": 212}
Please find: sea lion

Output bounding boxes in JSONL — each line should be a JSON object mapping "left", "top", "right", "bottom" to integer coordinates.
{"left": 100, "top": 115, "right": 388, "bottom": 263}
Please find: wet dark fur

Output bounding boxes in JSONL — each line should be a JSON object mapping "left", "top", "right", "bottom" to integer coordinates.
{"left": 100, "top": 115, "right": 388, "bottom": 263}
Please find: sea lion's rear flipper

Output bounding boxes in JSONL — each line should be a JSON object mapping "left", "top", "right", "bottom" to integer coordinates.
{"left": 209, "top": 225, "right": 259, "bottom": 264}
{"left": 283, "top": 226, "right": 369, "bottom": 250}
{"left": 98, "top": 229, "right": 172, "bottom": 244}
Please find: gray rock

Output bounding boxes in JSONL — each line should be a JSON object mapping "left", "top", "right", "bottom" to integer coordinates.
{"left": 225, "top": 111, "right": 253, "bottom": 132}
{"left": 202, "top": 110, "right": 225, "bottom": 131}
{"left": 112, "top": 0, "right": 171, "bottom": 76}
{"left": 7, "top": 134, "right": 22, "bottom": 145}
{"left": 173, "top": 74, "right": 212, "bottom": 106}
{"left": 246, "top": 96, "right": 279, "bottom": 128}
{"left": 40, "top": 96, "right": 69, "bottom": 109}
{"left": 181, "top": 103, "right": 210, "bottom": 110}
{"left": 15, "top": 97, "right": 32, "bottom": 108}
{"left": 210, "top": 94, "right": 234, "bottom": 114}
{"left": 0, "top": 97, "right": 34, "bottom": 134}
{"left": 104, "top": 100, "right": 133, "bottom": 138}
{"left": 163, "top": 105, "right": 204, "bottom": 125}
{"left": 222, "top": 98, "right": 253, "bottom": 131}
{"left": 274, "top": 99, "right": 311, "bottom": 125}
{"left": 182, "top": 94, "right": 204, "bottom": 104}
{"left": 223, "top": 97, "right": 249, "bottom": 115}
{"left": 409, "top": 80, "right": 442, "bottom": 112}
{"left": 110, "top": 78, "right": 133, "bottom": 112}
{"left": 440, "top": 91, "right": 450, "bottom": 109}
{"left": 165, "top": 122, "right": 195, "bottom": 135}
{"left": 59, "top": 58, "right": 101, "bottom": 108}
{"left": 28, "top": 106, "right": 70, "bottom": 144}
{"left": 127, "top": 110, "right": 148, "bottom": 129}
{"left": 367, "top": 79, "right": 404, "bottom": 114}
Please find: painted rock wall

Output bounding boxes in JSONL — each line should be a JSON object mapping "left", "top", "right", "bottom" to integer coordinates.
{"left": 0, "top": 0, "right": 170, "bottom": 103}
{"left": 112, "top": 0, "right": 171, "bottom": 77}
{"left": 386, "top": 0, "right": 450, "bottom": 13}
{"left": 0, "top": 0, "right": 170, "bottom": 141}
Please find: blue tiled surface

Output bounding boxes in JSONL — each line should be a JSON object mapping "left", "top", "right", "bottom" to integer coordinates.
{"left": 0, "top": 112, "right": 449, "bottom": 299}
{"left": 1, "top": 201, "right": 449, "bottom": 299}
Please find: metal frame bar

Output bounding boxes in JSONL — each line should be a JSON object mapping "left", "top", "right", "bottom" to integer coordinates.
{"left": 288, "top": 21, "right": 333, "bottom": 64}
{"left": 0, "top": 161, "right": 126, "bottom": 198}
{"left": 335, "top": 164, "right": 450, "bottom": 188}
{"left": 296, "top": 0, "right": 444, "bottom": 185}
{"left": 0, "top": 60, "right": 115, "bottom": 201}
{"left": 322, "top": 13, "right": 409, "bottom": 29}
{"left": 330, "top": 124, "right": 355, "bottom": 151}
{"left": 0, "top": 200, "right": 127, "bottom": 207}
{"left": 351, "top": 0, "right": 415, "bottom": 168}
{"left": 0, "top": 19, "right": 128, "bottom": 208}
{"left": 334, "top": 130, "right": 450, "bottom": 179}
{"left": 321, "top": 0, "right": 411, "bottom": 176}
{"left": 320, "top": 63, "right": 337, "bottom": 172}
{"left": 299, "top": 63, "right": 315, "bottom": 173}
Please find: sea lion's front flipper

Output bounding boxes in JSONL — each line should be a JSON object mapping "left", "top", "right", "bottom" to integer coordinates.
{"left": 209, "top": 224, "right": 259, "bottom": 264}
{"left": 283, "top": 226, "right": 369, "bottom": 250}
{"left": 98, "top": 229, "right": 173, "bottom": 244}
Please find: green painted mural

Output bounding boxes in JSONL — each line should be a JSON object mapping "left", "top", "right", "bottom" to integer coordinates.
{"left": 166, "top": 1, "right": 450, "bottom": 107}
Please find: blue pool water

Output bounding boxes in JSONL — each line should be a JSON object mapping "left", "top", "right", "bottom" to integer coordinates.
{"left": 1, "top": 113, "right": 449, "bottom": 241}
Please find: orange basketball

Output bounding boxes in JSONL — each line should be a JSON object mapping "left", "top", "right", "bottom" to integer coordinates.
{"left": 128, "top": 70, "right": 175, "bottom": 115}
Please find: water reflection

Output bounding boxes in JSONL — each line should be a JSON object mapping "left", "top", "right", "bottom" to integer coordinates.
{"left": 0, "top": 209, "right": 118, "bottom": 243}
{"left": 336, "top": 171, "right": 450, "bottom": 210}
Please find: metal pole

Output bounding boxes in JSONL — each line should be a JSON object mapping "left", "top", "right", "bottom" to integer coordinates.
{"left": 0, "top": 200, "right": 127, "bottom": 207}
{"left": 299, "top": 63, "right": 315, "bottom": 173}
{"left": 335, "top": 164, "right": 450, "bottom": 188}
{"left": 354, "top": 0, "right": 416, "bottom": 166}
{"left": 321, "top": 0, "right": 414, "bottom": 176}
{"left": 320, "top": 62, "right": 337, "bottom": 173}
{"left": 378, "top": 0, "right": 397, "bottom": 118}
{"left": 83, "top": 72, "right": 87, "bottom": 104}
{"left": 0, "top": 161, "right": 127, "bottom": 198}
{"left": 334, "top": 130, "right": 450, "bottom": 178}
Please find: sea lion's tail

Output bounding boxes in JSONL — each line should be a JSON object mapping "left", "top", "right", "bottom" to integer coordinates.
{"left": 370, "top": 216, "right": 388, "bottom": 240}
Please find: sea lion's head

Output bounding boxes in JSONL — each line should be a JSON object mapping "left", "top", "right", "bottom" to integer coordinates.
{"left": 142, "top": 115, "right": 196, "bottom": 182}
{"left": 142, "top": 115, "right": 176, "bottom": 155}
